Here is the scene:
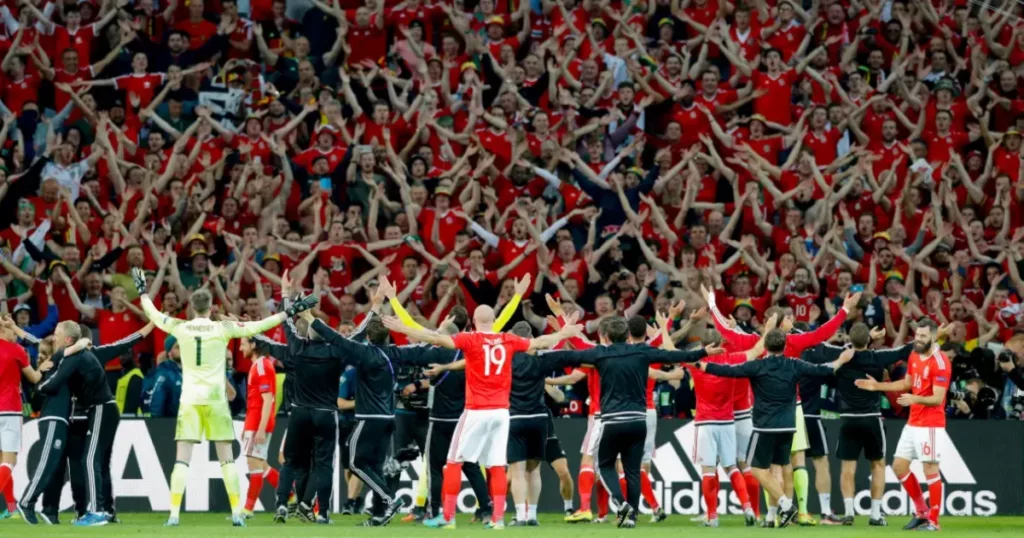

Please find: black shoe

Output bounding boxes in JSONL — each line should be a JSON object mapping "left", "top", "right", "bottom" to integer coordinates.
{"left": 777, "top": 505, "right": 799, "bottom": 528}
{"left": 903, "top": 516, "right": 930, "bottom": 530}
{"left": 915, "top": 523, "right": 940, "bottom": 531}
{"left": 761, "top": 519, "right": 776, "bottom": 528}
{"left": 106, "top": 512, "right": 121, "bottom": 524}
{"left": 287, "top": 501, "right": 298, "bottom": 518}
{"left": 361, "top": 517, "right": 381, "bottom": 527}
{"left": 620, "top": 519, "right": 636, "bottom": 528}
{"left": 377, "top": 498, "right": 405, "bottom": 526}
{"left": 315, "top": 516, "right": 332, "bottom": 524}
{"left": 17, "top": 504, "right": 38, "bottom": 525}
{"left": 296, "top": 502, "right": 316, "bottom": 523}
{"left": 527, "top": 519, "right": 539, "bottom": 526}
{"left": 821, "top": 514, "right": 845, "bottom": 526}
{"left": 870, "top": 517, "right": 888, "bottom": 527}
{"left": 40, "top": 512, "right": 59, "bottom": 525}
{"left": 616, "top": 502, "right": 635, "bottom": 528}
{"left": 273, "top": 506, "right": 288, "bottom": 523}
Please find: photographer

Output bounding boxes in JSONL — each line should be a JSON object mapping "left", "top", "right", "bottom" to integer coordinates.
{"left": 998, "top": 351, "right": 1024, "bottom": 419}
{"left": 948, "top": 378, "right": 1005, "bottom": 420}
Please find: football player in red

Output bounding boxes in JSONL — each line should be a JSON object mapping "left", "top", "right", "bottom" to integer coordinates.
{"left": 856, "top": 319, "right": 950, "bottom": 531}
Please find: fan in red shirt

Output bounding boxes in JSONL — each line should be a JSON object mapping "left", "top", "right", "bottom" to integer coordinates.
{"left": 2, "top": 56, "right": 41, "bottom": 116}
{"left": 735, "top": 46, "right": 814, "bottom": 127}
{"left": 32, "top": 2, "right": 121, "bottom": 67}
{"left": 382, "top": 276, "right": 581, "bottom": 527}
{"left": 855, "top": 320, "right": 950, "bottom": 531}
{"left": 0, "top": 334, "right": 41, "bottom": 516}
{"left": 239, "top": 338, "right": 280, "bottom": 515}
{"left": 292, "top": 127, "right": 348, "bottom": 174}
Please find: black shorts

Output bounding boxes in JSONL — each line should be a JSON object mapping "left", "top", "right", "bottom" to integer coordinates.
{"left": 544, "top": 412, "right": 566, "bottom": 464}
{"left": 747, "top": 431, "right": 794, "bottom": 469}
{"left": 805, "top": 417, "right": 829, "bottom": 458}
{"left": 338, "top": 420, "right": 356, "bottom": 469}
{"left": 508, "top": 415, "right": 548, "bottom": 464}
{"left": 837, "top": 415, "right": 886, "bottom": 462}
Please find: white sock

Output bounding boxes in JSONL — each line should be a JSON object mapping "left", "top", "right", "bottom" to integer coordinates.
{"left": 778, "top": 496, "right": 793, "bottom": 512}
{"left": 767, "top": 506, "right": 778, "bottom": 521}
{"left": 527, "top": 505, "right": 537, "bottom": 520}
{"left": 819, "top": 493, "right": 832, "bottom": 515}
{"left": 871, "top": 499, "right": 882, "bottom": 520}
{"left": 516, "top": 504, "right": 526, "bottom": 521}
{"left": 564, "top": 499, "right": 573, "bottom": 511}
{"left": 844, "top": 498, "right": 855, "bottom": 517}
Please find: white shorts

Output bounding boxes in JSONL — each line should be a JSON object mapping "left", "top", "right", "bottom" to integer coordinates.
{"left": 0, "top": 415, "right": 21, "bottom": 453}
{"left": 693, "top": 423, "right": 737, "bottom": 469}
{"left": 735, "top": 417, "right": 753, "bottom": 464}
{"left": 642, "top": 409, "right": 657, "bottom": 463}
{"left": 894, "top": 425, "right": 943, "bottom": 463}
{"left": 448, "top": 409, "right": 510, "bottom": 468}
{"left": 580, "top": 415, "right": 603, "bottom": 457}
{"left": 242, "top": 430, "right": 271, "bottom": 461}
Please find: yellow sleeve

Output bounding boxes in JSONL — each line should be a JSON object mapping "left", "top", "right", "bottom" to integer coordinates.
{"left": 140, "top": 295, "right": 182, "bottom": 333}
{"left": 222, "top": 314, "right": 286, "bottom": 338}
{"left": 493, "top": 294, "right": 521, "bottom": 332}
{"left": 390, "top": 298, "right": 427, "bottom": 331}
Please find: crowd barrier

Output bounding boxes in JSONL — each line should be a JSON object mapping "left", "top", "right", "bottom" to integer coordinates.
{"left": 13, "top": 418, "right": 1024, "bottom": 515}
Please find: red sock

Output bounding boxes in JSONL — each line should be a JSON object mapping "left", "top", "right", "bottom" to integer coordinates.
{"left": 0, "top": 464, "right": 13, "bottom": 512}
{"left": 596, "top": 484, "right": 609, "bottom": 518}
{"left": 578, "top": 465, "right": 594, "bottom": 512}
{"left": 264, "top": 467, "right": 279, "bottom": 489}
{"left": 729, "top": 469, "right": 751, "bottom": 509}
{"left": 442, "top": 463, "right": 463, "bottom": 521}
{"left": 898, "top": 472, "right": 928, "bottom": 516}
{"left": 618, "top": 474, "right": 627, "bottom": 498}
{"left": 488, "top": 466, "right": 507, "bottom": 523}
{"left": 925, "top": 474, "right": 942, "bottom": 525}
{"left": 640, "top": 469, "right": 659, "bottom": 510}
{"left": 702, "top": 473, "right": 718, "bottom": 520}
{"left": 245, "top": 473, "right": 264, "bottom": 511}
{"left": 743, "top": 469, "right": 760, "bottom": 518}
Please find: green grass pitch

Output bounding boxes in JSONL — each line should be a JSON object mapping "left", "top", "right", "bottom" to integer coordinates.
{"left": 3, "top": 513, "right": 1023, "bottom": 536}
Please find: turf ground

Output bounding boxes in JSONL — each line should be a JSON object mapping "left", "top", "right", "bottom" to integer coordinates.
{"left": 2, "top": 513, "right": 1022, "bottom": 537}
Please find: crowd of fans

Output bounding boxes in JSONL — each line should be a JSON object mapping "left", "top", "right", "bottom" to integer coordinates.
{"left": 1, "top": 0, "right": 1024, "bottom": 421}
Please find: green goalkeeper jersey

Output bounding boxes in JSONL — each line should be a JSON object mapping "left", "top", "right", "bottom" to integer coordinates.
{"left": 142, "top": 296, "right": 283, "bottom": 405}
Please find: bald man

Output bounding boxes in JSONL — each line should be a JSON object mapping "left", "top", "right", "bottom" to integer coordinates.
{"left": 383, "top": 275, "right": 585, "bottom": 529}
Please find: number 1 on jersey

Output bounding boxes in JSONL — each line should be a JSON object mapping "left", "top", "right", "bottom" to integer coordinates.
{"left": 482, "top": 344, "right": 507, "bottom": 376}
{"left": 195, "top": 337, "right": 203, "bottom": 366}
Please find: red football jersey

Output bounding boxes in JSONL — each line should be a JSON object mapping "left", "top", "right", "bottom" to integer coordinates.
{"left": 317, "top": 242, "right": 357, "bottom": 289}
{"left": 753, "top": 69, "right": 798, "bottom": 126}
{"left": 0, "top": 340, "right": 29, "bottom": 413}
{"left": 785, "top": 292, "right": 817, "bottom": 322}
{"left": 732, "top": 378, "right": 753, "bottom": 415}
{"left": 114, "top": 73, "right": 166, "bottom": 108}
{"left": 688, "top": 351, "right": 745, "bottom": 424}
{"left": 907, "top": 349, "right": 951, "bottom": 428}
{"left": 451, "top": 331, "right": 531, "bottom": 410}
{"left": 244, "top": 356, "right": 277, "bottom": 432}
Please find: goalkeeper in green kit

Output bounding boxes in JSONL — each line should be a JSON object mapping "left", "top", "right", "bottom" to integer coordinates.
{"left": 131, "top": 268, "right": 318, "bottom": 527}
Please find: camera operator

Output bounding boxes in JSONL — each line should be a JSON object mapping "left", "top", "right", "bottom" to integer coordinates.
{"left": 948, "top": 378, "right": 1005, "bottom": 420}
{"left": 998, "top": 351, "right": 1024, "bottom": 419}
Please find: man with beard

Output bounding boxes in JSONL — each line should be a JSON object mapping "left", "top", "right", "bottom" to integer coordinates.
{"left": 694, "top": 330, "right": 855, "bottom": 528}
{"left": 855, "top": 319, "right": 950, "bottom": 532}
{"left": 779, "top": 267, "right": 819, "bottom": 323}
